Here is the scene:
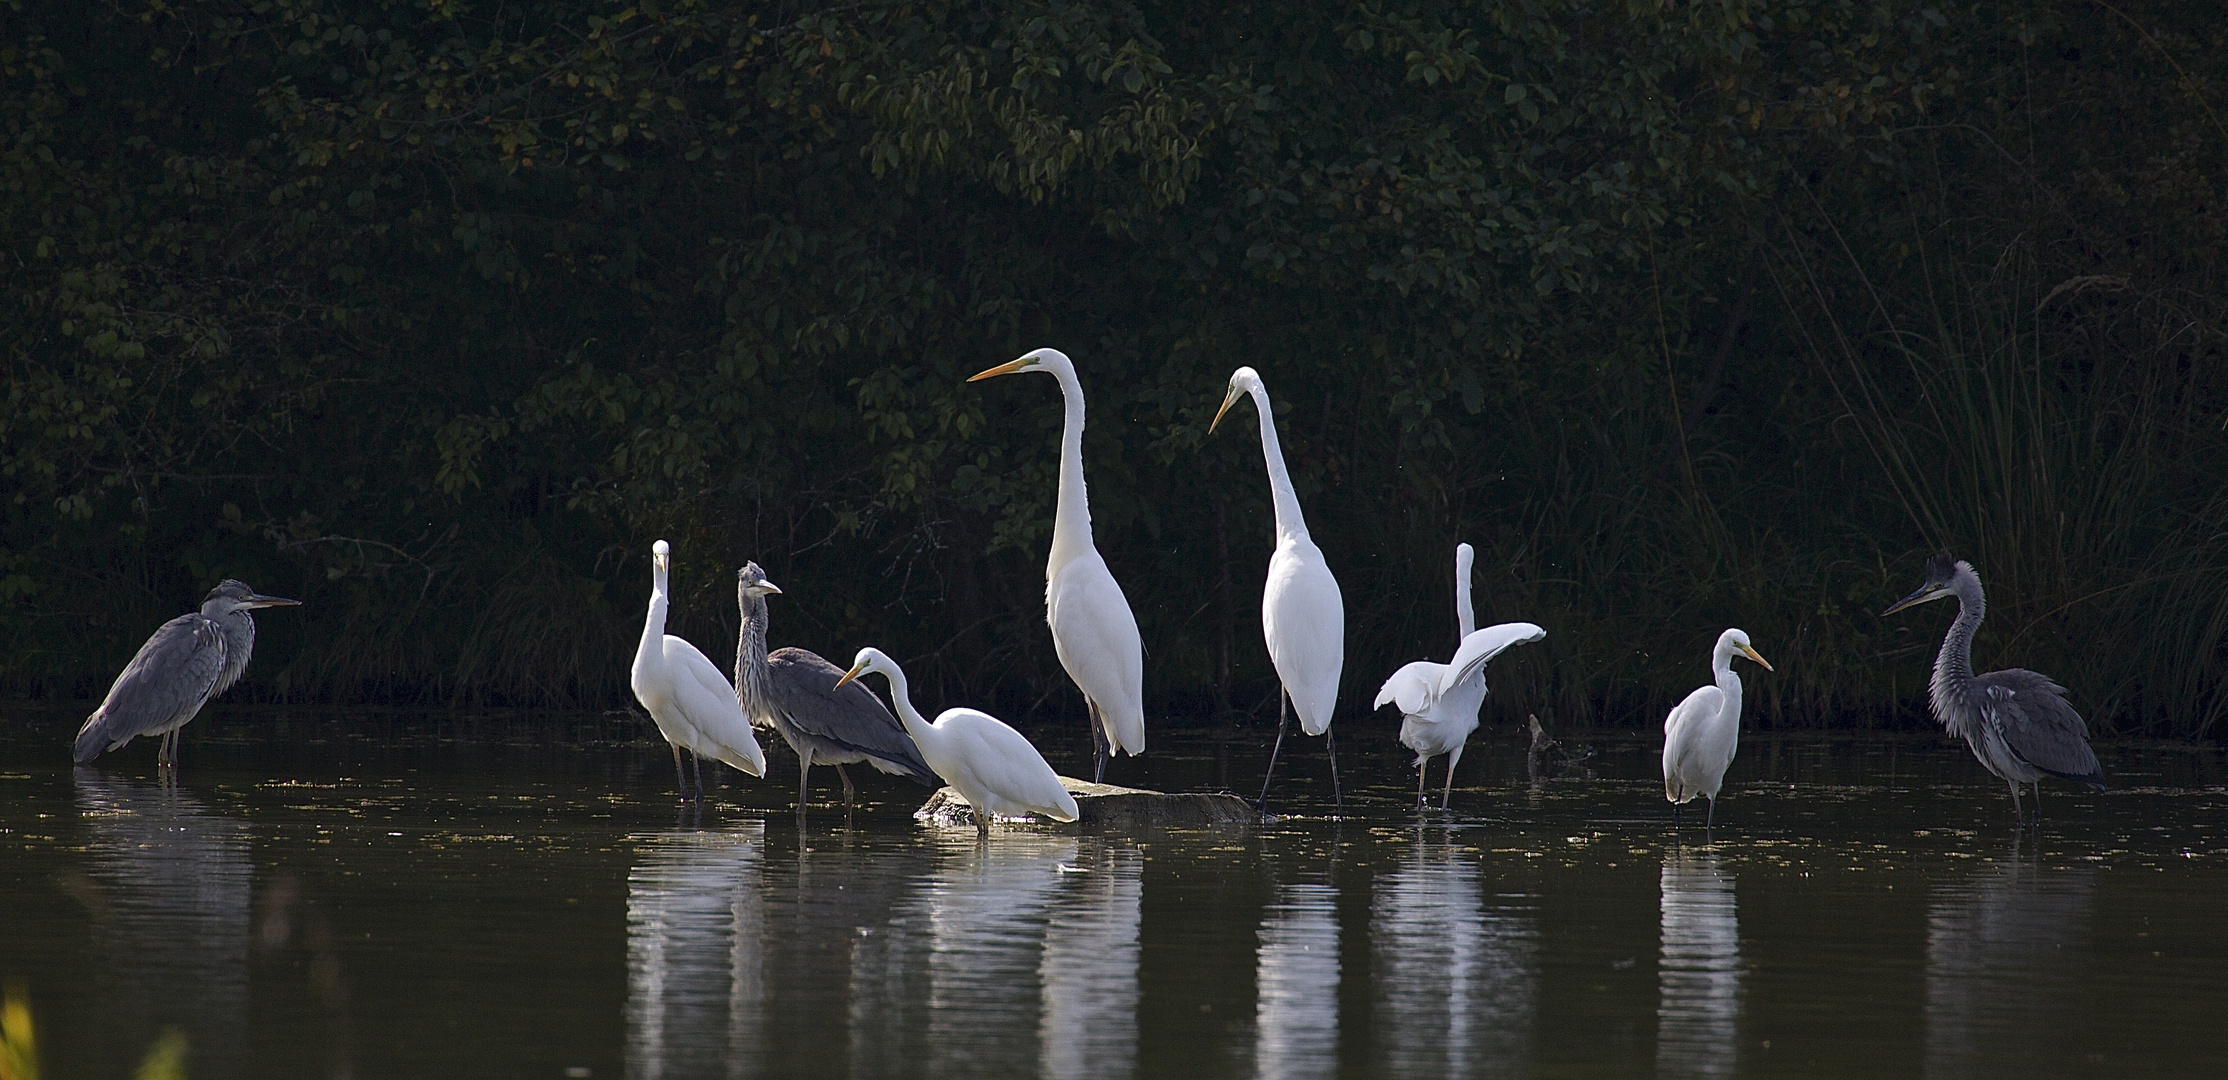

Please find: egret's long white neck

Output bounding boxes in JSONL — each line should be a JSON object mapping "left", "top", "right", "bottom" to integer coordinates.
{"left": 637, "top": 564, "right": 670, "bottom": 668}
{"left": 1047, "top": 360, "right": 1094, "bottom": 574}
{"left": 1245, "top": 382, "right": 1310, "bottom": 544}
{"left": 872, "top": 659, "right": 936, "bottom": 748}
{"left": 1711, "top": 639, "right": 1745, "bottom": 721}
{"left": 1455, "top": 546, "right": 1476, "bottom": 639}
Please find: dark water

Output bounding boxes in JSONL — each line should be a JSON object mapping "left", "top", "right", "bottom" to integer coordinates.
{"left": 3, "top": 707, "right": 2224, "bottom": 1079}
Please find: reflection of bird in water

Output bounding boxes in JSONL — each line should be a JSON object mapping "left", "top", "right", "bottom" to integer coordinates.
{"left": 623, "top": 826, "right": 766, "bottom": 1080}
{"left": 836, "top": 648, "right": 1077, "bottom": 837}
{"left": 732, "top": 562, "right": 935, "bottom": 809}
{"left": 1657, "top": 846, "right": 1741, "bottom": 1080}
{"left": 1038, "top": 841, "right": 1143, "bottom": 1080}
{"left": 922, "top": 835, "right": 1076, "bottom": 1079}
{"left": 1883, "top": 552, "right": 2105, "bottom": 823}
{"left": 631, "top": 540, "right": 766, "bottom": 800}
{"left": 1373, "top": 826, "right": 1538, "bottom": 1075}
{"left": 1662, "top": 629, "right": 1773, "bottom": 827}
{"left": 72, "top": 770, "right": 254, "bottom": 1078}
{"left": 1255, "top": 881, "right": 1341, "bottom": 1080}
{"left": 968, "top": 349, "right": 1148, "bottom": 783}
{"left": 1211, "top": 367, "right": 1346, "bottom": 815}
{"left": 74, "top": 579, "right": 300, "bottom": 767}
{"left": 1375, "top": 543, "right": 1546, "bottom": 809}
{"left": 1925, "top": 860, "right": 2095, "bottom": 1078}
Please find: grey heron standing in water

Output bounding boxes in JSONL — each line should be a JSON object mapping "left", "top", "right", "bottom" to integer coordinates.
{"left": 733, "top": 561, "right": 937, "bottom": 808}
{"left": 73, "top": 579, "right": 300, "bottom": 767}
{"left": 1882, "top": 552, "right": 2106, "bottom": 822}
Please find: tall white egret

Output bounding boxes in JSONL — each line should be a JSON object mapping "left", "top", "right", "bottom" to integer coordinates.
{"left": 835, "top": 647, "right": 1079, "bottom": 837}
{"left": 74, "top": 580, "right": 301, "bottom": 767}
{"left": 733, "top": 561, "right": 937, "bottom": 808}
{"left": 1374, "top": 543, "right": 1545, "bottom": 809}
{"left": 1210, "top": 366, "right": 1345, "bottom": 814}
{"left": 967, "top": 348, "right": 1146, "bottom": 783}
{"left": 1882, "top": 551, "right": 2105, "bottom": 822}
{"left": 631, "top": 540, "right": 766, "bottom": 799}
{"left": 1661, "top": 628, "right": 1773, "bottom": 827}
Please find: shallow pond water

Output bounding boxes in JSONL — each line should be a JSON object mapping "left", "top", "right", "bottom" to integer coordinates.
{"left": 2, "top": 707, "right": 2223, "bottom": 1079}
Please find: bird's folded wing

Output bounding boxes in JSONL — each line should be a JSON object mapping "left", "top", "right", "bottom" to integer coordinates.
{"left": 1376, "top": 661, "right": 1445, "bottom": 715}
{"left": 1978, "top": 669, "right": 2105, "bottom": 785}
{"left": 769, "top": 648, "right": 938, "bottom": 782}
{"left": 76, "top": 615, "right": 225, "bottom": 757}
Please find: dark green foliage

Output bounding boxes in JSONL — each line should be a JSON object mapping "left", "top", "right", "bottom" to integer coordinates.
{"left": 3, "top": 0, "right": 2224, "bottom": 736}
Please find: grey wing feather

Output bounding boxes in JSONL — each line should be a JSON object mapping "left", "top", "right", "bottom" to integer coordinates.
{"left": 766, "top": 648, "right": 938, "bottom": 785}
{"left": 74, "top": 614, "right": 226, "bottom": 762}
{"left": 1976, "top": 669, "right": 2106, "bottom": 787}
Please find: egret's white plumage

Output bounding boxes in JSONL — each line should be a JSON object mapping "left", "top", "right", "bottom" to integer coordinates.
{"left": 1374, "top": 545, "right": 1545, "bottom": 808}
{"left": 631, "top": 540, "right": 767, "bottom": 797}
{"left": 968, "top": 348, "right": 1145, "bottom": 781}
{"left": 1661, "top": 628, "right": 1772, "bottom": 826}
{"left": 837, "top": 647, "right": 1078, "bottom": 836}
{"left": 1212, "top": 366, "right": 1345, "bottom": 811}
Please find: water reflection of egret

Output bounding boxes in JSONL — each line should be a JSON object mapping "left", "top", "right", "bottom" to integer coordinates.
{"left": 1925, "top": 861, "right": 2094, "bottom": 1078}
{"left": 1373, "top": 827, "right": 1538, "bottom": 1075}
{"left": 624, "top": 825, "right": 767, "bottom": 1080}
{"left": 1039, "top": 842, "right": 1143, "bottom": 1080}
{"left": 1255, "top": 882, "right": 1341, "bottom": 1080}
{"left": 923, "top": 834, "right": 1076, "bottom": 1078}
{"left": 1657, "top": 846, "right": 1741, "bottom": 1079}
{"left": 74, "top": 770, "right": 254, "bottom": 1077}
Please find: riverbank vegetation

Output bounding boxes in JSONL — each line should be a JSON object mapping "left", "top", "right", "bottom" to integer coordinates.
{"left": 4, "top": 1, "right": 2224, "bottom": 736}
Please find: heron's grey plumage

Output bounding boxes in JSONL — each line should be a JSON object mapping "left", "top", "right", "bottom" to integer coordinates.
{"left": 1888, "top": 552, "right": 2104, "bottom": 819}
{"left": 73, "top": 579, "right": 299, "bottom": 765}
{"left": 735, "top": 563, "right": 935, "bottom": 803}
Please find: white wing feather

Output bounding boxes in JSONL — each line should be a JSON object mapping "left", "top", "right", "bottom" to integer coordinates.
{"left": 936, "top": 708, "right": 1079, "bottom": 822}
{"left": 1439, "top": 622, "right": 1547, "bottom": 698}
{"left": 665, "top": 635, "right": 767, "bottom": 777}
{"left": 1375, "top": 661, "right": 1443, "bottom": 716}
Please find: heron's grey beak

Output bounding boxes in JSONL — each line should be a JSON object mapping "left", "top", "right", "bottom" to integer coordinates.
{"left": 760, "top": 580, "right": 783, "bottom": 595}
{"left": 244, "top": 594, "right": 301, "bottom": 609}
{"left": 967, "top": 357, "right": 1032, "bottom": 382}
{"left": 833, "top": 663, "right": 866, "bottom": 690}
{"left": 1739, "top": 644, "right": 1774, "bottom": 671}
{"left": 1880, "top": 585, "right": 1944, "bottom": 617}
{"left": 1208, "top": 387, "right": 1244, "bottom": 434}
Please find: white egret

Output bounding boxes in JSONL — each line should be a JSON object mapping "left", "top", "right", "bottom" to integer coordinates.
{"left": 1374, "top": 543, "right": 1545, "bottom": 808}
{"left": 733, "top": 561, "right": 936, "bottom": 808}
{"left": 1661, "top": 628, "right": 1773, "bottom": 827}
{"left": 631, "top": 540, "right": 767, "bottom": 799}
{"left": 967, "top": 347, "right": 1146, "bottom": 782}
{"left": 1210, "top": 366, "right": 1345, "bottom": 814}
{"left": 73, "top": 580, "right": 300, "bottom": 767}
{"left": 835, "top": 647, "right": 1079, "bottom": 837}
{"left": 1882, "top": 551, "right": 2105, "bottom": 822}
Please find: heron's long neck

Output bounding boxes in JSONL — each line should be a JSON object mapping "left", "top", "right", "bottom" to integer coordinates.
{"left": 1712, "top": 645, "right": 1744, "bottom": 721}
{"left": 638, "top": 571, "right": 670, "bottom": 668}
{"left": 735, "top": 591, "right": 774, "bottom": 716}
{"left": 1247, "top": 384, "right": 1310, "bottom": 544}
{"left": 1047, "top": 365, "right": 1094, "bottom": 573}
{"left": 210, "top": 606, "right": 257, "bottom": 697}
{"left": 1930, "top": 572, "right": 1985, "bottom": 734}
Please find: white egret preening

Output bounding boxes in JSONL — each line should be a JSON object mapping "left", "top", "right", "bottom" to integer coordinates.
{"left": 835, "top": 647, "right": 1079, "bottom": 837}
{"left": 967, "top": 348, "right": 1146, "bottom": 783}
{"left": 1661, "top": 628, "right": 1773, "bottom": 827}
{"left": 1374, "top": 543, "right": 1545, "bottom": 809}
{"left": 1210, "top": 366, "right": 1346, "bottom": 814}
{"left": 631, "top": 540, "right": 767, "bottom": 799}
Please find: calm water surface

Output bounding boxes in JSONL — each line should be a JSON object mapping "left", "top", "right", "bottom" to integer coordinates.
{"left": 2, "top": 707, "right": 2223, "bottom": 1078}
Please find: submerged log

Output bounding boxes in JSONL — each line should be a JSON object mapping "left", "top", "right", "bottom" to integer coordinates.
{"left": 915, "top": 776, "right": 1257, "bottom": 832}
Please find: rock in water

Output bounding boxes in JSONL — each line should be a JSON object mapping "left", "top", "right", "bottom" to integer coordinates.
{"left": 915, "top": 777, "right": 1256, "bottom": 833}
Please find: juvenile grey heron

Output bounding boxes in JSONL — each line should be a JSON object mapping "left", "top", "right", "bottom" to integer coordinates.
{"left": 73, "top": 579, "right": 300, "bottom": 766}
{"left": 1882, "top": 552, "right": 2106, "bottom": 821}
{"left": 733, "top": 561, "right": 936, "bottom": 808}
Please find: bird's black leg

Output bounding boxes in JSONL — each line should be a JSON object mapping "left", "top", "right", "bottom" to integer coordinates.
{"left": 1090, "top": 701, "right": 1109, "bottom": 784}
{"left": 976, "top": 809, "right": 990, "bottom": 840}
{"left": 1706, "top": 795, "right": 1716, "bottom": 828}
{"left": 692, "top": 752, "right": 704, "bottom": 797}
{"left": 672, "top": 744, "right": 692, "bottom": 800}
{"left": 2007, "top": 779, "right": 2023, "bottom": 826}
{"left": 1673, "top": 802, "right": 1683, "bottom": 830}
{"left": 798, "top": 755, "right": 812, "bottom": 811}
{"left": 2030, "top": 781, "right": 2043, "bottom": 825}
{"left": 1326, "top": 728, "right": 1342, "bottom": 817}
{"left": 1258, "top": 690, "right": 1291, "bottom": 814}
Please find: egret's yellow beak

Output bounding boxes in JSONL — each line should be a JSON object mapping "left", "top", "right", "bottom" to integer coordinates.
{"left": 833, "top": 662, "right": 866, "bottom": 690}
{"left": 967, "top": 357, "right": 1033, "bottom": 382}
{"left": 1738, "top": 644, "right": 1774, "bottom": 672}
{"left": 1209, "top": 386, "right": 1244, "bottom": 434}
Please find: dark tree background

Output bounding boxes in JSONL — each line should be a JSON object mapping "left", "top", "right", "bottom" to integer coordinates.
{"left": 4, "top": 0, "right": 2225, "bottom": 736}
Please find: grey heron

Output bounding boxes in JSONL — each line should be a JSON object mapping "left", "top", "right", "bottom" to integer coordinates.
{"left": 1882, "top": 551, "right": 2105, "bottom": 822}
{"left": 1210, "top": 366, "right": 1346, "bottom": 816}
{"left": 1661, "top": 628, "right": 1773, "bottom": 827}
{"left": 73, "top": 579, "right": 300, "bottom": 766}
{"left": 732, "top": 560, "right": 937, "bottom": 808}
{"left": 968, "top": 348, "right": 1147, "bottom": 783}
{"left": 1374, "top": 542, "right": 1546, "bottom": 809}
{"left": 631, "top": 540, "right": 766, "bottom": 800}
{"left": 835, "top": 648, "right": 1078, "bottom": 838}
